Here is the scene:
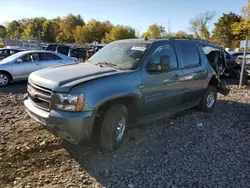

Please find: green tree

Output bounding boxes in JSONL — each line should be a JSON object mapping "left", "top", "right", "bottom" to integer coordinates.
{"left": 56, "top": 14, "right": 84, "bottom": 43}
{"left": 213, "top": 12, "right": 243, "bottom": 47}
{"left": 102, "top": 25, "right": 136, "bottom": 43}
{"left": 142, "top": 24, "right": 165, "bottom": 38}
{"left": 0, "top": 25, "right": 6, "bottom": 38}
{"left": 75, "top": 20, "right": 113, "bottom": 43}
{"left": 21, "top": 17, "right": 46, "bottom": 39}
{"left": 189, "top": 11, "right": 215, "bottom": 40}
{"left": 42, "top": 20, "right": 60, "bottom": 42}
{"left": 6, "top": 20, "right": 24, "bottom": 39}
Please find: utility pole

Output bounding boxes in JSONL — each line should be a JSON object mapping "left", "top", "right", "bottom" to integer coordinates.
{"left": 239, "top": 39, "right": 248, "bottom": 87}
{"left": 168, "top": 18, "right": 171, "bottom": 34}
{"left": 239, "top": 0, "right": 250, "bottom": 87}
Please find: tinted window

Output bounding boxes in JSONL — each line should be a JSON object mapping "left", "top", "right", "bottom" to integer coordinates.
{"left": 179, "top": 43, "right": 200, "bottom": 68}
{"left": 57, "top": 46, "right": 70, "bottom": 55}
{"left": 151, "top": 44, "right": 178, "bottom": 69}
{"left": 40, "top": 53, "right": 61, "bottom": 61}
{"left": 46, "top": 45, "right": 57, "bottom": 51}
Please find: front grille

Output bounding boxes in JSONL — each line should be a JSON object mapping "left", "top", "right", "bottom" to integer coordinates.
{"left": 27, "top": 83, "right": 52, "bottom": 111}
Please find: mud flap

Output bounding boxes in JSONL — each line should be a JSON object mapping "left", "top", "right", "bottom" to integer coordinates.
{"left": 217, "top": 82, "right": 230, "bottom": 96}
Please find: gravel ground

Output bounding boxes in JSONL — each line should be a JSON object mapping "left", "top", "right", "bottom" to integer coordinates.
{"left": 0, "top": 82, "right": 250, "bottom": 188}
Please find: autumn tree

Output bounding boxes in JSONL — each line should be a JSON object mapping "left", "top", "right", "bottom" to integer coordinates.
{"left": 102, "top": 25, "right": 136, "bottom": 43}
{"left": 75, "top": 20, "right": 113, "bottom": 43}
{"left": 189, "top": 11, "right": 215, "bottom": 40}
{"left": 142, "top": 24, "right": 166, "bottom": 38}
{"left": 232, "top": 18, "right": 250, "bottom": 41}
{"left": 0, "top": 25, "right": 6, "bottom": 38}
{"left": 6, "top": 20, "right": 24, "bottom": 39}
{"left": 56, "top": 14, "right": 85, "bottom": 43}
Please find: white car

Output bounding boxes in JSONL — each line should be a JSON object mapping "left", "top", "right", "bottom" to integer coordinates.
{"left": 0, "top": 50, "right": 78, "bottom": 86}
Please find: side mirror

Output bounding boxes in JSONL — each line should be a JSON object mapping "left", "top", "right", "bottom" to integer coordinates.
{"left": 160, "top": 55, "right": 170, "bottom": 71}
{"left": 146, "top": 56, "right": 171, "bottom": 72}
{"left": 146, "top": 59, "right": 162, "bottom": 72}
{"left": 16, "top": 59, "right": 22, "bottom": 63}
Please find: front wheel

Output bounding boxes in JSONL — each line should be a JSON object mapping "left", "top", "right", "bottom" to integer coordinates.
{"left": 100, "top": 104, "right": 128, "bottom": 151}
{"left": 198, "top": 85, "right": 217, "bottom": 113}
{"left": 0, "top": 72, "right": 10, "bottom": 87}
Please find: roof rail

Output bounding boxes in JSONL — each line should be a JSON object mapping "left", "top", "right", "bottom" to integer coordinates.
{"left": 168, "top": 37, "right": 217, "bottom": 44}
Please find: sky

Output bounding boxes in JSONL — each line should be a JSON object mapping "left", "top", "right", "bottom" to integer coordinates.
{"left": 0, "top": 0, "right": 247, "bottom": 34}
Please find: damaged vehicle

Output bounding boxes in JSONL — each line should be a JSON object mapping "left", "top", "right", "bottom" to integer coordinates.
{"left": 24, "top": 38, "right": 229, "bottom": 151}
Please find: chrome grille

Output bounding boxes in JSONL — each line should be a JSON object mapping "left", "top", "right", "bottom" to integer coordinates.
{"left": 27, "top": 83, "right": 52, "bottom": 111}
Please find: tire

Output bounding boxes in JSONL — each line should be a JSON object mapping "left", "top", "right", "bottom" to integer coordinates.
{"left": 0, "top": 72, "right": 10, "bottom": 87}
{"left": 100, "top": 104, "right": 128, "bottom": 151}
{"left": 198, "top": 85, "right": 217, "bottom": 113}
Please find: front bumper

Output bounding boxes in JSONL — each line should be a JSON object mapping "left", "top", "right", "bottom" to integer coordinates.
{"left": 24, "top": 96, "right": 95, "bottom": 143}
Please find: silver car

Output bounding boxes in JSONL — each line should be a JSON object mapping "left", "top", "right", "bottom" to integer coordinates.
{"left": 0, "top": 50, "right": 78, "bottom": 86}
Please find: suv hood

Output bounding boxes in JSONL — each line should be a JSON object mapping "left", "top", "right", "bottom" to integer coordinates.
{"left": 29, "top": 62, "right": 121, "bottom": 92}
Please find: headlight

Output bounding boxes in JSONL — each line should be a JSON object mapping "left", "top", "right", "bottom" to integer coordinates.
{"left": 54, "top": 93, "right": 84, "bottom": 112}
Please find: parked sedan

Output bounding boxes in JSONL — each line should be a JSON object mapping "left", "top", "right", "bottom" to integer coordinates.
{"left": 0, "top": 50, "right": 78, "bottom": 86}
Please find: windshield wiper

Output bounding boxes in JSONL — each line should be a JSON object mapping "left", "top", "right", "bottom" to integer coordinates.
{"left": 96, "top": 61, "right": 121, "bottom": 70}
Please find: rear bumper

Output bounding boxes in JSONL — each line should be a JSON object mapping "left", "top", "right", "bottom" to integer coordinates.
{"left": 24, "top": 96, "right": 95, "bottom": 143}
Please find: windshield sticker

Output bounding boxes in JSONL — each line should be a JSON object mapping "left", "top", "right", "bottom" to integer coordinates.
{"left": 131, "top": 46, "right": 147, "bottom": 51}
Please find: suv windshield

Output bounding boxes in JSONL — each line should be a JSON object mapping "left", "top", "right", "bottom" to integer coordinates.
{"left": 88, "top": 42, "right": 149, "bottom": 70}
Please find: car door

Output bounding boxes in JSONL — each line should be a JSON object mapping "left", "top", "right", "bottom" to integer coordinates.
{"left": 39, "top": 52, "right": 62, "bottom": 69}
{"left": 176, "top": 42, "right": 207, "bottom": 103}
{"left": 12, "top": 53, "right": 41, "bottom": 79}
{"left": 140, "top": 42, "right": 184, "bottom": 116}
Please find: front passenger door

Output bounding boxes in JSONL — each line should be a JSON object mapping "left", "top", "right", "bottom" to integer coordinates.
{"left": 140, "top": 43, "right": 184, "bottom": 116}
{"left": 13, "top": 53, "right": 41, "bottom": 79}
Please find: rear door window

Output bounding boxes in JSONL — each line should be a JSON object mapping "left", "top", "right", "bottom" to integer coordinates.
{"left": 179, "top": 43, "right": 200, "bottom": 68}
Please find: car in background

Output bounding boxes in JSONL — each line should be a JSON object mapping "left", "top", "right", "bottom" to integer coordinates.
{"left": 235, "top": 54, "right": 250, "bottom": 84}
{"left": 56, "top": 45, "right": 71, "bottom": 56}
{"left": 0, "top": 48, "right": 26, "bottom": 60}
{"left": 0, "top": 50, "right": 78, "bottom": 86}
{"left": 68, "top": 47, "right": 88, "bottom": 60}
{"left": 86, "top": 44, "right": 106, "bottom": 59}
{"left": 45, "top": 44, "right": 58, "bottom": 51}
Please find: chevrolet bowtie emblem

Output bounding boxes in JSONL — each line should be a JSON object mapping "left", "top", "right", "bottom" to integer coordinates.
{"left": 29, "top": 88, "right": 37, "bottom": 97}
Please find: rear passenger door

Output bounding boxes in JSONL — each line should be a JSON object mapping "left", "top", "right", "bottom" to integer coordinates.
{"left": 140, "top": 42, "right": 184, "bottom": 116}
{"left": 176, "top": 42, "right": 207, "bottom": 103}
{"left": 39, "top": 52, "right": 62, "bottom": 69}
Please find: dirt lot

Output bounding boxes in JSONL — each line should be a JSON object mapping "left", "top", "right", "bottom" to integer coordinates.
{"left": 0, "top": 80, "right": 250, "bottom": 188}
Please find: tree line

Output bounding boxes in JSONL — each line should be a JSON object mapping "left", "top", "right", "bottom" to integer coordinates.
{"left": 0, "top": 6, "right": 249, "bottom": 47}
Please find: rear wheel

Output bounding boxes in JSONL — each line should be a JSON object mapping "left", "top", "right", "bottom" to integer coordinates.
{"left": 0, "top": 72, "right": 10, "bottom": 87}
{"left": 100, "top": 104, "right": 128, "bottom": 151}
{"left": 198, "top": 85, "right": 217, "bottom": 113}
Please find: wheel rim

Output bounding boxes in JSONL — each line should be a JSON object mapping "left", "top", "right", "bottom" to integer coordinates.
{"left": 0, "top": 74, "right": 8, "bottom": 86}
{"left": 206, "top": 92, "right": 215, "bottom": 108}
{"left": 116, "top": 117, "right": 126, "bottom": 142}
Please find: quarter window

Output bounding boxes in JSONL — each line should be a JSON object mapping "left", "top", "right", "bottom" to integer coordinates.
{"left": 179, "top": 43, "right": 200, "bottom": 68}
{"left": 151, "top": 44, "right": 178, "bottom": 69}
